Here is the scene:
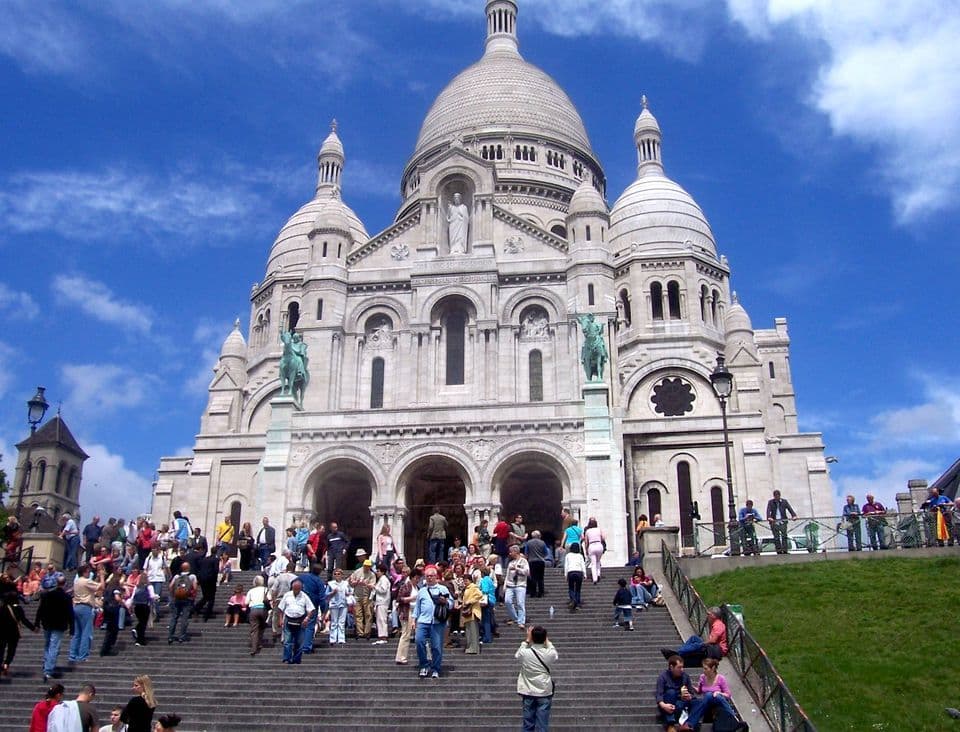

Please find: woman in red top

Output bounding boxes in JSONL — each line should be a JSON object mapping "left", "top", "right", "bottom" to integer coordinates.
{"left": 29, "top": 683, "right": 64, "bottom": 732}
{"left": 492, "top": 517, "right": 511, "bottom": 564}
{"left": 136, "top": 523, "right": 155, "bottom": 569}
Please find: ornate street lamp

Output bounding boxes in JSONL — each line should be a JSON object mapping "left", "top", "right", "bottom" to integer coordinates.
{"left": 15, "top": 387, "right": 49, "bottom": 520}
{"left": 709, "top": 355, "right": 736, "bottom": 521}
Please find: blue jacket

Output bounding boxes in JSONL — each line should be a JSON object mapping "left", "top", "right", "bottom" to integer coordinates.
{"left": 297, "top": 572, "right": 328, "bottom": 613}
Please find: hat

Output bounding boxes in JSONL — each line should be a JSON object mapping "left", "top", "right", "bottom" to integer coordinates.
{"left": 355, "top": 548, "right": 368, "bottom": 557}
{"left": 363, "top": 559, "right": 372, "bottom": 567}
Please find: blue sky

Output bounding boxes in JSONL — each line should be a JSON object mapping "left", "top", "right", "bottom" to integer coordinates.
{"left": 1, "top": 0, "right": 959, "bottom": 524}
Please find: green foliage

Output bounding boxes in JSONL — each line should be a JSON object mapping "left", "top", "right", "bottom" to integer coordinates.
{"left": 695, "top": 558, "right": 960, "bottom": 731}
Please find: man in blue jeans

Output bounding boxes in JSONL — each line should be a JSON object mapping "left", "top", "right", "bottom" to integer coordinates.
{"left": 413, "top": 565, "right": 451, "bottom": 679}
{"left": 516, "top": 625, "right": 558, "bottom": 732}
{"left": 36, "top": 575, "right": 73, "bottom": 681}
{"left": 68, "top": 565, "right": 105, "bottom": 663}
{"left": 656, "top": 655, "right": 694, "bottom": 729}
{"left": 297, "top": 563, "right": 328, "bottom": 654}
{"left": 167, "top": 563, "right": 197, "bottom": 644}
{"left": 277, "top": 579, "right": 315, "bottom": 664}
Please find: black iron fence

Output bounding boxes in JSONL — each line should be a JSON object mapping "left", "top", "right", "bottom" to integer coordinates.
{"left": 1, "top": 543, "right": 34, "bottom": 577}
{"left": 691, "top": 509, "right": 955, "bottom": 557}
{"left": 661, "top": 541, "right": 816, "bottom": 732}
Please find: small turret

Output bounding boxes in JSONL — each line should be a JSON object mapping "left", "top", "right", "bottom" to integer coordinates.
{"left": 634, "top": 95, "right": 663, "bottom": 177}
{"left": 485, "top": 0, "right": 519, "bottom": 56}
{"left": 316, "top": 119, "right": 345, "bottom": 193}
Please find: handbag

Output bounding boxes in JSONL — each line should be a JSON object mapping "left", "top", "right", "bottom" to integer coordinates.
{"left": 428, "top": 588, "right": 449, "bottom": 623}
{"left": 529, "top": 645, "right": 556, "bottom": 695}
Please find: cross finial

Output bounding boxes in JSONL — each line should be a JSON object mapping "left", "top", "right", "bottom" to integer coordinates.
{"left": 233, "top": 318, "right": 241, "bottom": 329}
{"left": 641, "top": 94, "right": 648, "bottom": 110}
{"left": 732, "top": 291, "right": 739, "bottom": 304}
{"left": 330, "top": 118, "right": 338, "bottom": 133}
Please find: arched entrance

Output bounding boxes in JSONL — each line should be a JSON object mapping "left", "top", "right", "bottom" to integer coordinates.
{"left": 401, "top": 457, "right": 469, "bottom": 563}
{"left": 310, "top": 459, "right": 376, "bottom": 563}
{"left": 494, "top": 452, "right": 565, "bottom": 549}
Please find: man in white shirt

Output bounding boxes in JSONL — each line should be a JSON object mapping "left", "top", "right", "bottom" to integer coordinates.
{"left": 505, "top": 545, "right": 530, "bottom": 628}
{"left": 277, "top": 579, "right": 315, "bottom": 664}
{"left": 60, "top": 513, "right": 80, "bottom": 571}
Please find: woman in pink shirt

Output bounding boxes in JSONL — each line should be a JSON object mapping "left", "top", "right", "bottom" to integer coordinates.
{"left": 582, "top": 518, "right": 606, "bottom": 584}
{"left": 685, "top": 657, "right": 741, "bottom": 728}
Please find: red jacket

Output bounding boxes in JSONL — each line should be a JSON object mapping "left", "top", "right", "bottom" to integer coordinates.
{"left": 30, "top": 699, "right": 57, "bottom": 732}
{"left": 493, "top": 521, "right": 510, "bottom": 541}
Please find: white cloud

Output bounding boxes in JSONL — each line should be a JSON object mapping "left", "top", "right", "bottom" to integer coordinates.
{"left": 0, "top": 2, "right": 88, "bottom": 74}
{"left": 61, "top": 364, "right": 155, "bottom": 415}
{"left": 0, "top": 283, "right": 39, "bottom": 319}
{"left": 727, "top": 0, "right": 960, "bottom": 223}
{"left": 834, "top": 457, "right": 937, "bottom": 515}
{"left": 871, "top": 379, "right": 960, "bottom": 446}
{"left": 416, "top": 0, "right": 720, "bottom": 60}
{"left": 0, "top": 342, "right": 17, "bottom": 400}
{"left": 78, "top": 442, "right": 153, "bottom": 524}
{"left": 0, "top": 168, "right": 264, "bottom": 244}
{"left": 52, "top": 274, "right": 153, "bottom": 334}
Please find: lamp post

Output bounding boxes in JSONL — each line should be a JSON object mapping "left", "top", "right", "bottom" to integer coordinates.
{"left": 709, "top": 355, "right": 736, "bottom": 521}
{"left": 15, "top": 387, "right": 50, "bottom": 521}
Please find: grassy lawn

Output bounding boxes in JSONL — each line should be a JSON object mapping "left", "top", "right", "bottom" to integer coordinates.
{"left": 693, "top": 556, "right": 960, "bottom": 732}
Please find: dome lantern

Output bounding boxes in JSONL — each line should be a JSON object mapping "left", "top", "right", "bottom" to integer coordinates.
{"left": 485, "top": 0, "right": 519, "bottom": 57}
{"left": 317, "top": 119, "right": 345, "bottom": 193}
{"left": 634, "top": 95, "right": 663, "bottom": 177}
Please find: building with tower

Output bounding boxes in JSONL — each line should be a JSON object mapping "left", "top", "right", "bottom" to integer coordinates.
{"left": 13, "top": 415, "right": 88, "bottom": 522}
{"left": 152, "top": 0, "right": 833, "bottom": 563}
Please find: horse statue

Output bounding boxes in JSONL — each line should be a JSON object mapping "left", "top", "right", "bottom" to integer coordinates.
{"left": 576, "top": 313, "right": 607, "bottom": 381}
{"left": 279, "top": 329, "right": 309, "bottom": 404}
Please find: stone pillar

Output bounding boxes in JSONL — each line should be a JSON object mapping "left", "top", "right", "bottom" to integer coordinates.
{"left": 581, "top": 380, "right": 627, "bottom": 566}
{"left": 908, "top": 479, "right": 928, "bottom": 510}
{"left": 394, "top": 508, "right": 407, "bottom": 560}
{"left": 259, "top": 396, "right": 297, "bottom": 525}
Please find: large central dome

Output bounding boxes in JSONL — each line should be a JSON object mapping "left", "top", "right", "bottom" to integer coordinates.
{"left": 414, "top": 51, "right": 593, "bottom": 157}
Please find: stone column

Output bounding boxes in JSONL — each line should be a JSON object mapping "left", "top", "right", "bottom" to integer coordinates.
{"left": 394, "top": 508, "right": 407, "bottom": 560}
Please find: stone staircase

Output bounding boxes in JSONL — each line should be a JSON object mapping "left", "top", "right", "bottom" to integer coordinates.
{"left": 0, "top": 568, "right": 687, "bottom": 730}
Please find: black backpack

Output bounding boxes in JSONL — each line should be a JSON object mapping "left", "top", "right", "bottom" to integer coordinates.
{"left": 429, "top": 588, "right": 449, "bottom": 623}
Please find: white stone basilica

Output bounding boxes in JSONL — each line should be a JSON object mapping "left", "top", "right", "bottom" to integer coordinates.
{"left": 152, "top": 0, "right": 833, "bottom": 564}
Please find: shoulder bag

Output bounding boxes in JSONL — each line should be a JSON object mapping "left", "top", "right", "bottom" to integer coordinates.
{"left": 529, "top": 645, "right": 556, "bottom": 696}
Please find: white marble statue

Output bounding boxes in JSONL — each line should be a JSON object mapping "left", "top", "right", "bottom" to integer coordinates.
{"left": 446, "top": 192, "right": 469, "bottom": 254}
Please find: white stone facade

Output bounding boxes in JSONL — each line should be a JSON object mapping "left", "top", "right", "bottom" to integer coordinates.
{"left": 152, "top": 0, "right": 832, "bottom": 564}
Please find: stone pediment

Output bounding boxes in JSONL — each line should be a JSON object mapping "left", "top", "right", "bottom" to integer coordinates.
{"left": 727, "top": 342, "right": 760, "bottom": 367}
{"left": 209, "top": 368, "right": 239, "bottom": 391}
{"left": 346, "top": 210, "right": 421, "bottom": 266}
{"left": 492, "top": 206, "right": 567, "bottom": 254}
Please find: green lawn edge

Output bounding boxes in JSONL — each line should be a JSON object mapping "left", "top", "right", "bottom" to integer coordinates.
{"left": 693, "top": 556, "right": 960, "bottom": 732}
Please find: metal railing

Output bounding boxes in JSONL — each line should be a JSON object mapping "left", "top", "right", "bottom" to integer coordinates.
{"left": 1, "top": 544, "right": 34, "bottom": 577}
{"left": 690, "top": 509, "right": 956, "bottom": 557}
{"left": 662, "top": 541, "right": 816, "bottom": 732}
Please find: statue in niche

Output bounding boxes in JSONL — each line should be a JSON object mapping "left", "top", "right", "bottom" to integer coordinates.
{"left": 279, "top": 329, "right": 309, "bottom": 404}
{"left": 576, "top": 313, "right": 607, "bottom": 381}
{"left": 446, "top": 192, "right": 470, "bottom": 254}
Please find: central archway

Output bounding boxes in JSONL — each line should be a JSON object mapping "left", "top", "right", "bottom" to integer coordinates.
{"left": 401, "top": 457, "right": 469, "bottom": 563}
{"left": 309, "top": 459, "right": 375, "bottom": 562}
{"left": 492, "top": 451, "right": 566, "bottom": 549}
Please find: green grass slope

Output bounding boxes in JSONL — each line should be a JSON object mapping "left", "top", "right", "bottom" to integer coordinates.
{"left": 693, "top": 557, "right": 959, "bottom": 731}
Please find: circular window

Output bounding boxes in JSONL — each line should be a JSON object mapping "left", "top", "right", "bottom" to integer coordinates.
{"left": 651, "top": 377, "right": 695, "bottom": 417}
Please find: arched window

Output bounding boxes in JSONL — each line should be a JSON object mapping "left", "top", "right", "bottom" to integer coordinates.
{"left": 700, "top": 285, "right": 709, "bottom": 321}
{"left": 445, "top": 310, "right": 467, "bottom": 385}
{"left": 711, "top": 289, "right": 719, "bottom": 323}
{"left": 337, "top": 243, "right": 342, "bottom": 258}
{"left": 550, "top": 224, "right": 567, "bottom": 239}
{"left": 647, "top": 487, "right": 662, "bottom": 520}
{"left": 529, "top": 350, "right": 543, "bottom": 402}
{"left": 651, "top": 282, "right": 664, "bottom": 320}
{"left": 768, "top": 361, "right": 776, "bottom": 378}
{"left": 710, "top": 485, "right": 726, "bottom": 543}
{"left": 587, "top": 283, "right": 595, "bottom": 306}
{"left": 36, "top": 459, "right": 46, "bottom": 492}
{"left": 287, "top": 302, "right": 300, "bottom": 331}
{"left": 67, "top": 466, "right": 78, "bottom": 499}
{"left": 229, "top": 501, "right": 242, "bottom": 543}
{"left": 317, "top": 299, "right": 324, "bottom": 321}
{"left": 585, "top": 225, "right": 592, "bottom": 241}
{"left": 322, "top": 241, "right": 328, "bottom": 258}
{"left": 370, "top": 357, "right": 385, "bottom": 409}
{"left": 619, "top": 289, "right": 632, "bottom": 325}
{"left": 496, "top": 145, "right": 503, "bottom": 160}
{"left": 55, "top": 462, "right": 66, "bottom": 495}
{"left": 667, "top": 281, "right": 681, "bottom": 319}
{"left": 677, "top": 461, "right": 694, "bottom": 547}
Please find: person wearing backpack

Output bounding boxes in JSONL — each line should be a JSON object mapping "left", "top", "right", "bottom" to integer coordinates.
{"left": 167, "top": 563, "right": 197, "bottom": 644}
{"left": 412, "top": 565, "right": 452, "bottom": 679}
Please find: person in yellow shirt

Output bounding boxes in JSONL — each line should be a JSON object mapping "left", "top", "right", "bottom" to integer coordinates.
{"left": 215, "top": 517, "right": 235, "bottom": 555}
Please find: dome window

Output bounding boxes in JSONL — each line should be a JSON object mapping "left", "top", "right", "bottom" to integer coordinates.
{"left": 700, "top": 285, "right": 709, "bottom": 322}
{"left": 496, "top": 145, "right": 503, "bottom": 160}
{"left": 667, "top": 281, "right": 682, "bottom": 319}
{"left": 587, "top": 283, "right": 595, "bottom": 306}
{"left": 585, "top": 225, "right": 591, "bottom": 241}
{"left": 768, "top": 361, "right": 776, "bottom": 379}
{"left": 651, "top": 282, "right": 664, "bottom": 320}
{"left": 711, "top": 288, "right": 720, "bottom": 324}
{"left": 322, "top": 241, "right": 328, "bottom": 258}
{"left": 317, "top": 299, "right": 324, "bottom": 321}
{"left": 550, "top": 224, "right": 567, "bottom": 239}
{"left": 619, "top": 289, "right": 632, "bottom": 326}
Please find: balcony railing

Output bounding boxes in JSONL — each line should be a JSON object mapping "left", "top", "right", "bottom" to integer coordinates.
{"left": 661, "top": 541, "right": 816, "bottom": 732}
{"left": 689, "top": 509, "right": 953, "bottom": 557}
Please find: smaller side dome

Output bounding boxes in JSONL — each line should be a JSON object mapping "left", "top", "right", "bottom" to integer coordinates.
{"left": 319, "top": 119, "right": 344, "bottom": 160}
{"left": 724, "top": 293, "right": 754, "bottom": 337}
{"left": 567, "top": 178, "right": 607, "bottom": 217}
{"left": 311, "top": 196, "right": 352, "bottom": 235}
{"left": 220, "top": 319, "right": 247, "bottom": 360}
